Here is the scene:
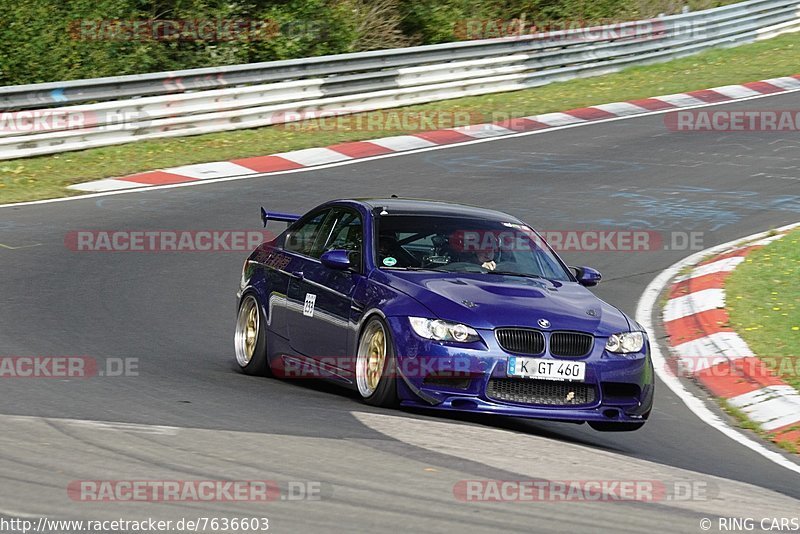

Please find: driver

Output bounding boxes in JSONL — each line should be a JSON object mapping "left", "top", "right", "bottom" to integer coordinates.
{"left": 473, "top": 233, "right": 498, "bottom": 271}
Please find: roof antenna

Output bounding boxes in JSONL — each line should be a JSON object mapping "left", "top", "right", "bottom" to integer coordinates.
{"left": 390, "top": 194, "right": 398, "bottom": 198}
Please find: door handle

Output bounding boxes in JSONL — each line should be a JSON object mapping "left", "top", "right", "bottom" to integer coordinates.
{"left": 291, "top": 271, "right": 304, "bottom": 279}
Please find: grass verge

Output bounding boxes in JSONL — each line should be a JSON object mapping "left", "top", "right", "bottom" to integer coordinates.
{"left": 2, "top": 31, "right": 800, "bottom": 203}
{"left": 727, "top": 228, "right": 800, "bottom": 453}
{"left": 727, "top": 228, "right": 800, "bottom": 393}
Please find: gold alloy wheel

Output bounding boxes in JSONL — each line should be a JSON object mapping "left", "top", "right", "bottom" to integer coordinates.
{"left": 357, "top": 320, "right": 387, "bottom": 397}
{"left": 235, "top": 295, "right": 260, "bottom": 368}
{"left": 366, "top": 328, "right": 386, "bottom": 391}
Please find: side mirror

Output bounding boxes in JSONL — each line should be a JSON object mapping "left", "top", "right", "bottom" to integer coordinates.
{"left": 320, "top": 249, "right": 352, "bottom": 270}
{"left": 572, "top": 266, "right": 602, "bottom": 287}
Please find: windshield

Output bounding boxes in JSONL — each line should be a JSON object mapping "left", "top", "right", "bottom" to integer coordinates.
{"left": 376, "top": 215, "right": 573, "bottom": 281}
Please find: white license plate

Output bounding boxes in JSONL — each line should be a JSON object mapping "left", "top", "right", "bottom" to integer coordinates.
{"left": 508, "top": 357, "right": 585, "bottom": 382}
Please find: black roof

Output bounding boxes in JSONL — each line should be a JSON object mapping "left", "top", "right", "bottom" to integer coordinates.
{"left": 353, "top": 198, "right": 522, "bottom": 222}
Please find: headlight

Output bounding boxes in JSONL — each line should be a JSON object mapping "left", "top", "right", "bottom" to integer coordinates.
{"left": 605, "top": 332, "right": 645, "bottom": 353}
{"left": 409, "top": 317, "right": 480, "bottom": 343}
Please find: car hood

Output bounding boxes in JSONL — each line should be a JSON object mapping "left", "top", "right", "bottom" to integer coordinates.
{"left": 381, "top": 271, "right": 631, "bottom": 335}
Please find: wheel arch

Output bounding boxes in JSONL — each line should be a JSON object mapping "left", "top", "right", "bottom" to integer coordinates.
{"left": 356, "top": 308, "right": 390, "bottom": 341}
{"left": 239, "top": 282, "right": 275, "bottom": 326}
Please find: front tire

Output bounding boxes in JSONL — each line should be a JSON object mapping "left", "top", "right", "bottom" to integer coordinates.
{"left": 234, "top": 294, "right": 272, "bottom": 376}
{"left": 355, "top": 317, "right": 398, "bottom": 407}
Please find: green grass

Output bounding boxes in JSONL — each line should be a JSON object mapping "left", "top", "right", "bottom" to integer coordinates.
{"left": 727, "top": 228, "right": 800, "bottom": 392}
{"left": 2, "top": 31, "right": 800, "bottom": 203}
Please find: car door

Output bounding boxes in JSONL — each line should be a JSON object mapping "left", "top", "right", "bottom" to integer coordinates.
{"left": 280, "top": 208, "right": 331, "bottom": 347}
{"left": 286, "top": 207, "right": 365, "bottom": 370}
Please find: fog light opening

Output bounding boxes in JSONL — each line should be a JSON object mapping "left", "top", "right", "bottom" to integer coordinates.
{"left": 450, "top": 399, "right": 478, "bottom": 410}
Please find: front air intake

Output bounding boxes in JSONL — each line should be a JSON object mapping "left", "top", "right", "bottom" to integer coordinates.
{"left": 487, "top": 378, "right": 597, "bottom": 406}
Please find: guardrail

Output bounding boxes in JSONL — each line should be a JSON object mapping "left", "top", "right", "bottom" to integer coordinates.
{"left": 1, "top": 0, "right": 798, "bottom": 160}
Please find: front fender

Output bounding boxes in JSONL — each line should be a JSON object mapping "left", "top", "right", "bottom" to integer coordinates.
{"left": 350, "top": 274, "right": 437, "bottom": 357}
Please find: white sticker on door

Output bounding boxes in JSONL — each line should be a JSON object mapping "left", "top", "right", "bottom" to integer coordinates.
{"left": 303, "top": 293, "right": 317, "bottom": 317}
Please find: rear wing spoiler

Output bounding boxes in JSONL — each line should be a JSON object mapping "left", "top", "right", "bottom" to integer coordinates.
{"left": 260, "top": 207, "right": 301, "bottom": 228}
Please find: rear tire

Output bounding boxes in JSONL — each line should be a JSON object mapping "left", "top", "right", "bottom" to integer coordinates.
{"left": 234, "top": 294, "right": 272, "bottom": 376}
{"left": 588, "top": 421, "right": 645, "bottom": 432}
{"left": 355, "top": 317, "right": 398, "bottom": 408}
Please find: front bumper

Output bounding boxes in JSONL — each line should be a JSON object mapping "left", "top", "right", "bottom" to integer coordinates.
{"left": 386, "top": 317, "right": 654, "bottom": 424}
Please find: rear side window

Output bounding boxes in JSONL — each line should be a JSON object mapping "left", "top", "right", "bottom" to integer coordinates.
{"left": 284, "top": 210, "right": 329, "bottom": 257}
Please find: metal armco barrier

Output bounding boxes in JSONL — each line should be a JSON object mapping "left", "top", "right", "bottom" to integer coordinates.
{"left": 0, "top": 0, "right": 798, "bottom": 160}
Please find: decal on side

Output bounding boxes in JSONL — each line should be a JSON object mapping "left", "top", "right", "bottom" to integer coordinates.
{"left": 303, "top": 293, "right": 317, "bottom": 317}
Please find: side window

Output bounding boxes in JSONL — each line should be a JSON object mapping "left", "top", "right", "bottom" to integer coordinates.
{"left": 318, "top": 208, "right": 363, "bottom": 269}
{"left": 284, "top": 210, "right": 330, "bottom": 257}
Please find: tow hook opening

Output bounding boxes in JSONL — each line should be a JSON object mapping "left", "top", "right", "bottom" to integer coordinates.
{"left": 450, "top": 399, "right": 478, "bottom": 410}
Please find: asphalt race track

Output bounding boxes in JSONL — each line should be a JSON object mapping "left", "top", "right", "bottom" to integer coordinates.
{"left": 2, "top": 92, "right": 800, "bottom": 532}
